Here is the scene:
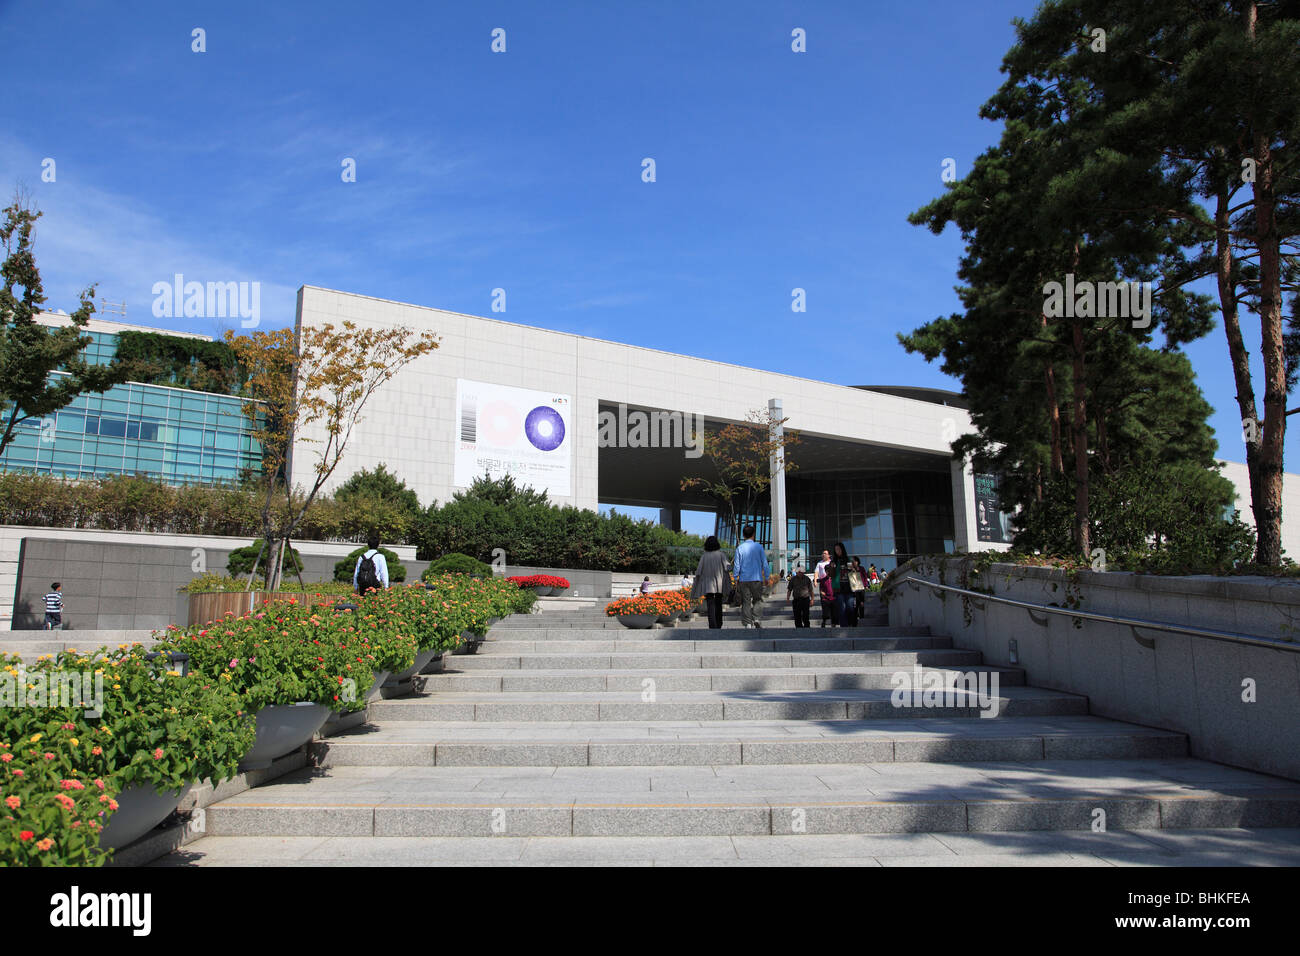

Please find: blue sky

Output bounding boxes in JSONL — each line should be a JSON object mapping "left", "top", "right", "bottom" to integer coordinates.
{"left": 2, "top": 0, "right": 1287, "bottom": 534}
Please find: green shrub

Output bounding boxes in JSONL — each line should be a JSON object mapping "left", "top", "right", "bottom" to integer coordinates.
{"left": 178, "top": 573, "right": 354, "bottom": 595}
{"left": 225, "top": 539, "right": 304, "bottom": 581}
{"left": 423, "top": 553, "right": 493, "bottom": 578}
{"left": 333, "top": 547, "right": 406, "bottom": 584}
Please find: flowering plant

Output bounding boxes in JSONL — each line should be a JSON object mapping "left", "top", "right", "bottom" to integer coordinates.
{"left": 506, "top": 574, "right": 570, "bottom": 590}
{"left": 2, "top": 647, "right": 254, "bottom": 797}
{"left": 157, "top": 598, "right": 411, "bottom": 714}
{"left": 605, "top": 593, "right": 677, "bottom": 617}
{"left": 0, "top": 731, "right": 117, "bottom": 866}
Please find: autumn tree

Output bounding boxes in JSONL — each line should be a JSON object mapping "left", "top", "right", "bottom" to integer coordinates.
{"left": 680, "top": 407, "right": 801, "bottom": 547}
{"left": 226, "top": 320, "right": 440, "bottom": 590}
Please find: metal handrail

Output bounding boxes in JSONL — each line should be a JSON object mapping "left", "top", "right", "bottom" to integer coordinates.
{"left": 890, "top": 574, "right": 1300, "bottom": 654}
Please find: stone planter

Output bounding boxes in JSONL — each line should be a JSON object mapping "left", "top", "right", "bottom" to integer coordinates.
{"left": 452, "top": 629, "right": 483, "bottom": 655}
{"left": 391, "top": 647, "right": 440, "bottom": 683}
{"left": 656, "top": 613, "right": 675, "bottom": 627}
{"left": 420, "top": 651, "right": 446, "bottom": 675}
{"left": 367, "top": 671, "right": 391, "bottom": 701}
{"left": 239, "top": 702, "right": 331, "bottom": 771}
{"left": 617, "top": 613, "right": 657, "bottom": 629}
{"left": 99, "top": 783, "right": 194, "bottom": 850}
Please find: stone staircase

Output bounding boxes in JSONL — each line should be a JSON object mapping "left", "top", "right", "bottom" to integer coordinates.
{"left": 162, "top": 596, "right": 1300, "bottom": 866}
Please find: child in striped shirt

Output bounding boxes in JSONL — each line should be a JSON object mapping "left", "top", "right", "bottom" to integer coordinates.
{"left": 44, "top": 583, "right": 63, "bottom": 630}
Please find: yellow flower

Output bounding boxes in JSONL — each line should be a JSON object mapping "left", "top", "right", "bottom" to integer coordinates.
{"left": 29, "top": 733, "right": 42, "bottom": 743}
{"left": 69, "top": 738, "right": 79, "bottom": 747}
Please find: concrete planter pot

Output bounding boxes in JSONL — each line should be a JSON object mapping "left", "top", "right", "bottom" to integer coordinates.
{"left": 99, "top": 782, "right": 193, "bottom": 850}
{"left": 367, "top": 671, "right": 391, "bottom": 701}
{"left": 391, "top": 647, "right": 440, "bottom": 683}
{"left": 617, "top": 613, "right": 657, "bottom": 629}
{"left": 656, "top": 614, "right": 675, "bottom": 627}
{"left": 420, "top": 651, "right": 445, "bottom": 674}
{"left": 240, "top": 702, "right": 331, "bottom": 771}
{"left": 452, "top": 629, "right": 483, "bottom": 655}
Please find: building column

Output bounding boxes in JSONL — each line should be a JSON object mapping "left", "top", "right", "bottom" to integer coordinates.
{"left": 951, "top": 458, "right": 974, "bottom": 552}
{"left": 769, "top": 397, "right": 788, "bottom": 572}
{"left": 659, "top": 506, "right": 681, "bottom": 532}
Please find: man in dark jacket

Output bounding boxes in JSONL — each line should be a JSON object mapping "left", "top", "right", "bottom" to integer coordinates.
{"left": 785, "top": 566, "right": 814, "bottom": 628}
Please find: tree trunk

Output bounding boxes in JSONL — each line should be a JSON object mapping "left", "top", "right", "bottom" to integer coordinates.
{"left": 1070, "top": 245, "right": 1090, "bottom": 560}
{"left": 1071, "top": 314, "right": 1091, "bottom": 560}
{"left": 1214, "top": 184, "right": 1265, "bottom": 553}
{"left": 1251, "top": 130, "right": 1286, "bottom": 566}
{"left": 1042, "top": 313, "right": 1065, "bottom": 475}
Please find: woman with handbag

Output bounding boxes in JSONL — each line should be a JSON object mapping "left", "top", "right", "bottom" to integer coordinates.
{"left": 849, "top": 557, "right": 867, "bottom": 623}
{"left": 692, "top": 536, "right": 732, "bottom": 629}
{"left": 826, "top": 541, "right": 855, "bottom": 628}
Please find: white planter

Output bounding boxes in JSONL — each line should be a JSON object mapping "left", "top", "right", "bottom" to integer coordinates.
{"left": 391, "top": 647, "right": 440, "bottom": 683}
{"left": 367, "top": 671, "right": 391, "bottom": 701}
{"left": 239, "top": 702, "right": 331, "bottom": 771}
{"left": 99, "top": 783, "right": 193, "bottom": 850}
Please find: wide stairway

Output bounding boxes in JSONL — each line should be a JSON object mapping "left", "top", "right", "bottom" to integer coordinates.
{"left": 165, "top": 595, "right": 1300, "bottom": 866}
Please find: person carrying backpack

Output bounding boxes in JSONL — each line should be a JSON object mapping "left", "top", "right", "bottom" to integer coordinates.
{"left": 353, "top": 533, "right": 390, "bottom": 595}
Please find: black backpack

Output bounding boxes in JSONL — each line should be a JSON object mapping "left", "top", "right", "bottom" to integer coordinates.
{"left": 356, "top": 550, "right": 381, "bottom": 593}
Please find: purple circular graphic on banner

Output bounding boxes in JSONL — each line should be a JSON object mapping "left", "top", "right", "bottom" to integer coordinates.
{"left": 524, "top": 405, "right": 565, "bottom": 451}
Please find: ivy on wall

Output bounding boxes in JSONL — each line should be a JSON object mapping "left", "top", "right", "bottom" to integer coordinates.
{"left": 114, "top": 331, "right": 245, "bottom": 395}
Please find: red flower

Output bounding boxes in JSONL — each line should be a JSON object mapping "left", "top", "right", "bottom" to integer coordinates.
{"left": 18, "top": 830, "right": 33, "bottom": 841}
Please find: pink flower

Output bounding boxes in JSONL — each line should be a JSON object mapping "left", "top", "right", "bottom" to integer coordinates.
{"left": 4, "top": 795, "right": 20, "bottom": 810}
{"left": 152, "top": 748, "right": 164, "bottom": 760}
{"left": 60, "top": 779, "right": 85, "bottom": 791}
{"left": 54, "top": 793, "right": 75, "bottom": 811}
{"left": 93, "top": 778, "right": 105, "bottom": 790}
{"left": 35, "top": 838, "right": 53, "bottom": 851}
{"left": 11, "top": 770, "right": 23, "bottom": 778}
{"left": 229, "top": 659, "right": 238, "bottom": 668}
{"left": 0, "top": 754, "right": 11, "bottom": 763}
{"left": 43, "top": 753, "right": 54, "bottom": 761}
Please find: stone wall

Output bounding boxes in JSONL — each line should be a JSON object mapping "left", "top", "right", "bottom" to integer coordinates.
{"left": 887, "top": 558, "right": 1300, "bottom": 780}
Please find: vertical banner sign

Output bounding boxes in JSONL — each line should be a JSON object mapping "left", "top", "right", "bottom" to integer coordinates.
{"left": 454, "top": 379, "right": 571, "bottom": 496}
{"left": 974, "top": 473, "right": 1009, "bottom": 543}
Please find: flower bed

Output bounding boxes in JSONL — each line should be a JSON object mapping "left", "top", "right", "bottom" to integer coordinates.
{"left": 605, "top": 591, "right": 687, "bottom": 617}
{"left": 2, "top": 575, "right": 532, "bottom": 865}
{"left": 1, "top": 646, "right": 255, "bottom": 866}
{"left": 506, "top": 574, "right": 571, "bottom": 591}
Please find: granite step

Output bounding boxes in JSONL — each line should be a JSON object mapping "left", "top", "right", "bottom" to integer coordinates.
{"left": 151, "top": 828, "right": 1300, "bottom": 867}
{"left": 483, "top": 625, "right": 931, "bottom": 641}
{"left": 198, "top": 760, "right": 1300, "bottom": 837}
{"left": 453, "top": 650, "right": 985, "bottom": 671}
{"left": 311, "top": 715, "right": 1188, "bottom": 767}
{"left": 422, "top": 665, "right": 1027, "bottom": 694}
{"left": 477, "top": 635, "right": 947, "bottom": 653}
{"left": 367, "top": 686, "right": 1089, "bottom": 722}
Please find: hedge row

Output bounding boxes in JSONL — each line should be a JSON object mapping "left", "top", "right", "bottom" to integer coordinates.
{"left": 0, "top": 472, "right": 714, "bottom": 574}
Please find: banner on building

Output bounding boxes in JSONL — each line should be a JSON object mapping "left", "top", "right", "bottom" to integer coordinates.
{"left": 454, "top": 379, "right": 572, "bottom": 496}
{"left": 974, "top": 473, "right": 1012, "bottom": 544}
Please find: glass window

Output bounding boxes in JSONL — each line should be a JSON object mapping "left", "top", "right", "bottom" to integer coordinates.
{"left": 138, "top": 422, "right": 159, "bottom": 442}
{"left": 99, "top": 418, "right": 126, "bottom": 438}
{"left": 125, "top": 421, "right": 140, "bottom": 439}
{"left": 83, "top": 417, "right": 99, "bottom": 436}
{"left": 177, "top": 427, "right": 202, "bottom": 446}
